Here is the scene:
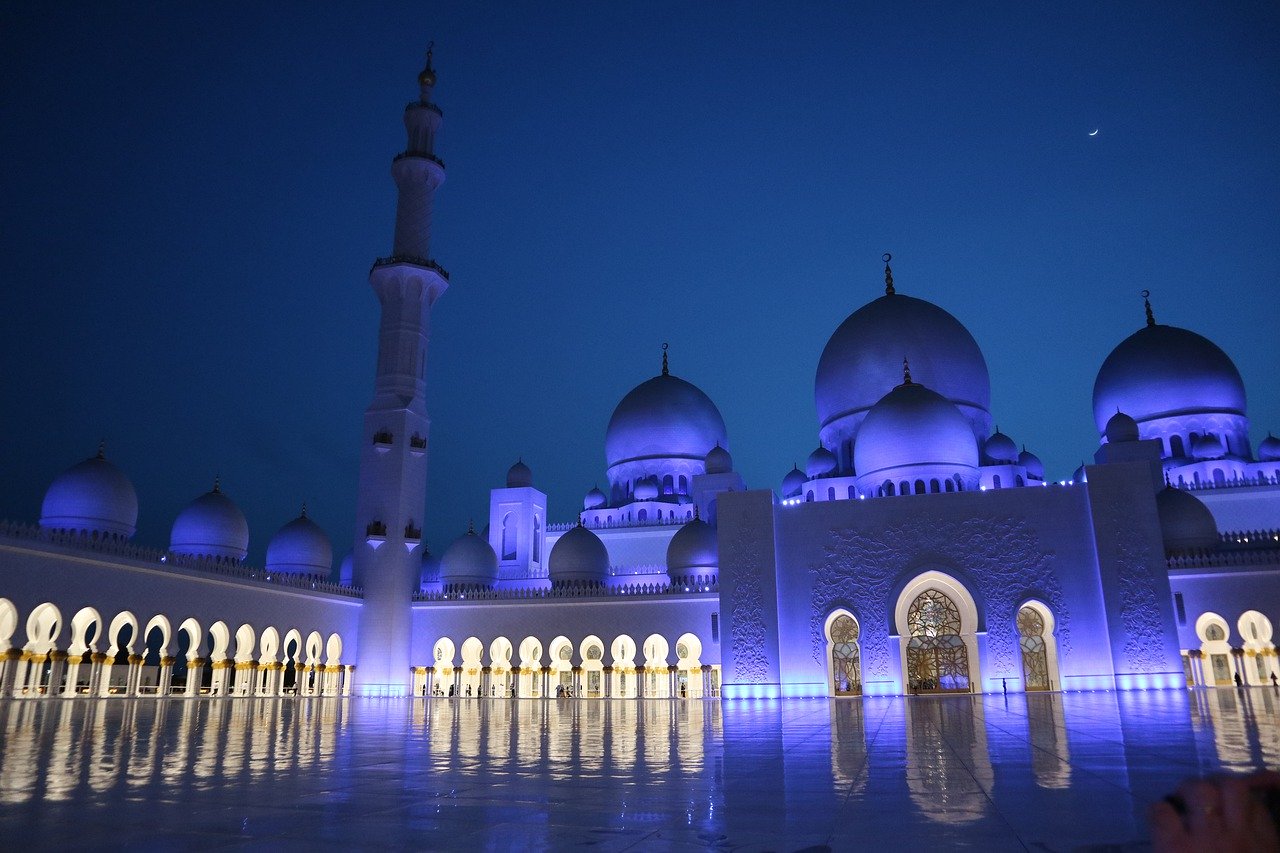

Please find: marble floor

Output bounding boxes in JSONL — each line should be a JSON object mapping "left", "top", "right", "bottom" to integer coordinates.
{"left": 0, "top": 689, "right": 1277, "bottom": 851}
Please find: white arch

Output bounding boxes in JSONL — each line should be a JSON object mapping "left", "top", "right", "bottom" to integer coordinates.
{"left": 282, "top": 628, "right": 304, "bottom": 661}
{"left": 459, "top": 637, "right": 484, "bottom": 696}
{"left": 208, "top": 621, "right": 231, "bottom": 659}
{"left": 548, "top": 635, "right": 574, "bottom": 696}
{"left": 1195, "top": 612, "right": 1236, "bottom": 686}
{"left": 517, "top": 636, "right": 543, "bottom": 698}
{"left": 823, "top": 609, "right": 861, "bottom": 697}
{"left": 894, "top": 571, "right": 981, "bottom": 694}
{"left": 143, "top": 614, "right": 172, "bottom": 659}
{"left": 233, "top": 623, "right": 256, "bottom": 662}
{"left": 610, "top": 634, "right": 637, "bottom": 699}
{"left": 431, "top": 637, "right": 457, "bottom": 697}
{"left": 177, "top": 618, "right": 203, "bottom": 660}
{"left": 675, "top": 633, "right": 703, "bottom": 699}
{"left": 642, "top": 634, "right": 670, "bottom": 698}
{"left": 324, "top": 633, "right": 343, "bottom": 665}
{"left": 69, "top": 606, "right": 104, "bottom": 656}
{"left": 578, "top": 634, "right": 606, "bottom": 698}
{"left": 1016, "top": 599, "right": 1061, "bottom": 692}
{"left": 304, "top": 631, "right": 323, "bottom": 665}
{"left": 488, "top": 636, "right": 513, "bottom": 698}
{"left": 1237, "top": 610, "right": 1276, "bottom": 685}
{"left": 0, "top": 599, "right": 17, "bottom": 651}
{"left": 105, "top": 610, "right": 138, "bottom": 657}
{"left": 259, "top": 627, "right": 280, "bottom": 664}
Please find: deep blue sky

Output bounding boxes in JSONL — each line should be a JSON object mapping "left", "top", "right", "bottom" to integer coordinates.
{"left": 2, "top": 3, "right": 1277, "bottom": 573}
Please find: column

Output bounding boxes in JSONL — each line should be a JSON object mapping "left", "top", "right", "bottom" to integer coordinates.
{"left": 126, "top": 654, "right": 145, "bottom": 696}
{"left": 159, "top": 657, "right": 176, "bottom": 696}
{"left": 0, "top": 648, "right": 22, "bottom": 697}
{"left": 61, "top": 653, "right": 82, "bottom": 698}
{"left": 603, "top": 665, "right": 613, "bottom": 699}
{"left": 541, "top": 666, "right": 551, "bottom": 700}
{"left": 186, "top": 659, "right": 205, "bottom": 696}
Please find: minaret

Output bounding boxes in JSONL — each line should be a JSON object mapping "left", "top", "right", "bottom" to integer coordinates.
{"left": 352, "top": 47, "right": 448, "bottom": 695}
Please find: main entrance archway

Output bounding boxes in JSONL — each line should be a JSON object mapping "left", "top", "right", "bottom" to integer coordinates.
{"left": 905, "top": 589, "right": 970, "bottom": 693}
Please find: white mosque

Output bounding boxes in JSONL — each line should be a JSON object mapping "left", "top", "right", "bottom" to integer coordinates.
{"left": 2, "top": 53, "right": 1278, "bottom": 702}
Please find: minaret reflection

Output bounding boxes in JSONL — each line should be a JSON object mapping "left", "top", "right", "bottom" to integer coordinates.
{"left": 1025, "top": 693, "right": 1071, "bottom": 789}
{"left": 904, "top": 698, "right": 993, "bottom": 823}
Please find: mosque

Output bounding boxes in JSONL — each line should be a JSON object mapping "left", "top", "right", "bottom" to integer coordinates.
{"left": 2, "top": 53, "right": 1278, "bottom": 702}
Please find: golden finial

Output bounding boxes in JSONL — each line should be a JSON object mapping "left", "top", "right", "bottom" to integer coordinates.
{"left": 418, "top": 41, "right": 437, "bottom": 88}
{"left": 212, "top": 474, "right": 222, "bottom": 494}
{"left": 902, "top": 356, "right": 913, "bottom": 385}
{"left": 300, "top": 502, "right": 308, "bottom": 518}
{"left": 883, "top": 253, "right": 895, "bottom": 296}
{"left": 96, "top": 440, "right": 106, "bottom": 460}
{"left": 693, "top": 504, "right": 700, "bottom": 521}
{"left": 1141, "top": 289, "right": 1155, "bottom": 327}
{"left": 467, "top": 518, "right": 475, "bottom": 535}
{"left": 661, "top": 342, "right": 669, "bottom": 376}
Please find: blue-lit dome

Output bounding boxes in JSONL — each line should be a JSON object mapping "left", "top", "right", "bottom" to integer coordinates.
{"left": 705, "top": 444, "right": 733, "bottom": 475}
{"left": 583, "top": 486, "right": 607, "bottom": 510}
{"left": 806, "top": 446, "right": 837, "bottom": 478}
{"left": 1191, "top": 433, "right": 1226, "bottom": 460}
{"left": 1093, "top": 324, "right": 1246, "bottom": 437}
{"left": 265, "top": 509, "right": 332, "bottom": 576}
{"left": 1105, "top": 411, "right": 1140, "bottom": 444}
{"left": 439, "top": 528, "right": 499, "bottom": 588}
{"left": 1018, "top": 447, "right": 1044, "bottom": 479}
{"left": 854, "top": 380, "right": 978, "bottom": 488}
{"left": 782, "top": 466, "right": 806, "bottom": 498}
{"left": 982, "top": 431, "right": 1019, "bottom": 465}
{"left": 548, "top": 523, "right": 609, "bottom": 584}
{"left": 506, "top": 459, "right": 533, "bottom": 488}
{"left": 605, "top": 370, "right": 728, "bottom": 488}
{"left": 1260, "top": 434, "right": 1280, "bottom": 462}
{"left": 666, "top": 516, "right": 718, "bottom": 579}
{"left": 40, "top": 450, "right": 138, "bottom": 540}
{"left": 1156, "top": 487, "right": 1219, "bottom": 553}
{"left": 420, "top": 546, "right": 441, "bottom": 589}
{"left": 816, "top": 290, "right": 991, "bottom": 448}
{"left": 169, "top": 482, "right": 249, "bottom": 561}
{"left": 633, "top": 476, "right": 660, "bottom": 501}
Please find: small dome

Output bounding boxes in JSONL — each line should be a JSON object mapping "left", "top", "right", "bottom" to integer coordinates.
{"left": 782, "top": 466, "right": 807, "bottom": 498}
{"left": 634, "top": 476, "right": 660, "bottom": 501}
{"left": 339, "top": 550, "right": 354, "bottom": 585}
{"left": 1018, "top": 447, "right": 1044, "bottom": 479}
{"left": 705, "top": 444, "right": 733, "bottom": 475}
{"left": 583, "top": 486, "right": 607, "bottom": 510}
{"left": 1093, "top": 323, "right": 1246, "bottom": 436}
{"left": 547, "top": 523, "right": 609, "bottom": 584}
{"left": 169, "top": 483, "right": 249, "bottom": 562}
{"left": 666, "top": 516, "right": 718, "bottom": 579}
{"left": 1105, "top": 411, "right": 1140, "bottom": 444}
{"left": 1072, "top": 463, "right": 1088, "bottom": 484}
{"left": 806, "top": 446, "right": 837, "bottom": 478}
{"left": 420, "top": 547, "right": 441, "bottom": 588}
{"left": 506, "top": 459, "right": 533, "bottom": 488}
{"left": 854, "top": 381, "right": 979, "bottom": 482}
{"left": 1259, "top": 434, "right": 1280, "bottom": 462}
{"left": 1156, "top": 487, "right": 1219, "bottom": 553}
{"left": 439, "top": 528, "right": 499, "bottom": 588}
{"left": 1191, "top": 433, "right": 1226, "bottom": 461}
{"left": 265, "top": 509, "right": 332, "bottom": 575}
{"left": 982, "top": 431, "right": 1019, "bottom": 465}
{"left": 40, "top": 450, "right": 138, "bottom": 540}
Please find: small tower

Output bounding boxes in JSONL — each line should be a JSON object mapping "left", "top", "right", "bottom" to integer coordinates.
{"left": 487, "top": 460, "right": 548, "bottom": 585}
{"left": 353, "top": 47, "right": 449, "bottom": 696}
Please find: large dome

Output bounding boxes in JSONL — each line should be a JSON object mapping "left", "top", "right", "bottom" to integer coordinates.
{"left": 40, "top": 450, "right": 138, "bottom": 540}
{"left": 439, "top": 528, "right": 499, "bottom": 588}
{"left": 854, "top": 380, "right": 979, "bottom": 486}
{"left": 547, "top": 523, "right": 609, "bottom": 584}
{"left": 169, "top": 483, "right": 249, "bottom": 561}
{"left": 816, "top": 289, "right": 991, "bottom": 444}
{"left": 604, "top": 367, "right": 727, "bottom": 490}
{"left": 265, "top": 510, "right": 332, "bottom": 576}
{"left": 1155, "top": 487, "right": 1219, "bottom": 553}
{"left": 1092, "top": 323, "right": 1246, "bottom": 436}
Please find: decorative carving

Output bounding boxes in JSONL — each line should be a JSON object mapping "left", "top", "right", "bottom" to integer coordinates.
{"left": 722, "top": 523, "right": 771, "bottom": 684}
{"left": 1102, "top": 496, "right": 1167, "bottom": 673}
{"left": 809, "top": 515, "right": 1068, "bottom": 680}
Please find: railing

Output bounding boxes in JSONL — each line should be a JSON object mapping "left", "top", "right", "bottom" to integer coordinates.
{"left": 1177, "top": 473, "right": 1280, "bottom": 492}
{"left": 391, "top": 151, "right": 445, "bottom": 169}
{"left": 1219, "top": 529, "right": 1280, "bottom": 546}
{"left": 547, "top": 514, "right": 690, "bottom": 533}
{"left": 370, "top": 255, "right": 450, "bottom": 280}
{"left": 412, "top": 575, "right": 717, "bottom": 602}
{"left": 0, "top": 520, "right": 362, "bottom": 598}
{"left": 1167, "top": 547, "right": 1280, "bottom": 570}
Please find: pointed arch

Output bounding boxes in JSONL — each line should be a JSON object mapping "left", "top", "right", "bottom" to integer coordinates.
{"left": 824, "top": 609, "right": 861, "bottom": 696}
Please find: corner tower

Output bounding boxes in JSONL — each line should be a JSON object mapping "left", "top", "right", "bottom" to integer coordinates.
{"left": 353, "top": 47, "right": 449, "bottom": 695}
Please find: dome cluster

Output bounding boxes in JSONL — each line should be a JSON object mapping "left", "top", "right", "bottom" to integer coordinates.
{"left": 38, "top": 450, "right": 335, "bottom": 576}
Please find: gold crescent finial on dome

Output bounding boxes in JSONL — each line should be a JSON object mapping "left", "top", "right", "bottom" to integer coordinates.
{"left": 1141, "top": 289, "right": 1155, "bottom": 327}
{"left": 97, "top": 439, "right": 106, "bottom": 460}
{"left": 883, "top": 253, "right": 895, "bottom": 296}
{"left": 662, "top": 342, "right": 669, "bottom": 376}
{"left": 902, "top": 356, "right": 913, "bottom": 385}
{"left": 418, "top": 41, "right": 437, "bottom": 87}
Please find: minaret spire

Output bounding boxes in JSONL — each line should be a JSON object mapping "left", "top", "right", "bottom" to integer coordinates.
{"left": 883, "top": 253, "right": 895, "bottom": 296}
{"left": 1142, "top": 289, "right": 1155, "bottom": 327}
{"left": 662, "top": 342, "right": 670, "bottom": 376}
{"left": 902, "top": 356, "right": 913, "bottom": 385}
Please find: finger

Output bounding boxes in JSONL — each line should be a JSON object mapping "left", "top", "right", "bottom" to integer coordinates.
{"left": 1179, "top": 779, "right": 1226, "bottom": 837}
{"left": 1217, "top": 775, "right": 1254, "bottom": 833}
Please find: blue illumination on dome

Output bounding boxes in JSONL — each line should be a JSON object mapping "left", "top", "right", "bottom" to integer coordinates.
{"left": 1093, "top": 324, "right": 1246, "bottom": 436}
{"left": 816, "top": 293, "right": 991, "bottom": 450}
{"left": 547, "top": 523, "right": 608, "bottom": 584}
{"left": 169, "top": 483, "right": 249, "bottom": 561}
{"left": 854, "top": 380, "right": 979, "bottom": 491}
{"left": 40, "top": 451, "right": 138, "bottom": 540}
{"left": 666, "top": 517, "right": 717, "bottom": 579}
{"left": 439, "top": 528, "right": 499, "bottom": 588}
{"left": 265, "top": 510, "right": 332, "bottom": 575}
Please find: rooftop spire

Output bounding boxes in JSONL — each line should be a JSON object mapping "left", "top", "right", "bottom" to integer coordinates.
{"left": 96, "top": 440, "right": 106, "bottom": 460}
{"left": 883, "top": 253, "right": 896, "bottom": 296}
{"left": 661, "top": 342, "right": 669, "bottom": 376}
{"left": 1142, "top": 289, "right": 1155, "bottom": 327}
{"left": 902, "top": 356, "right": 913, "bottom": 385}
{"left": 300, "top": 502, "right": 308, "bottom": 518}
{"left": 212, "top": 474, "right": 222, "bottom": 494}
{"left": 418, "top": 40, "right": 436, "bottom": 89}
{"left": 467, "top": 518, "right": 475, "bottom": 535}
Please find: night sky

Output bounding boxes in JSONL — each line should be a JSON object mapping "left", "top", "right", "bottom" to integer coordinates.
{"left": 2, "top": 4, "right": 1277, "bottom": 574}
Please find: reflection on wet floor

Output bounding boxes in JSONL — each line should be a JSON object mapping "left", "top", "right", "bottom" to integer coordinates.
{"left": 0, "top": 688, "right": 1277, "bottom": 850}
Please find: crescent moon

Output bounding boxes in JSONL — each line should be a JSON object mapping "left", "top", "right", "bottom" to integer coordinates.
{"left": 1089, "top": 129, "right": 1099, "bottom": 136}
